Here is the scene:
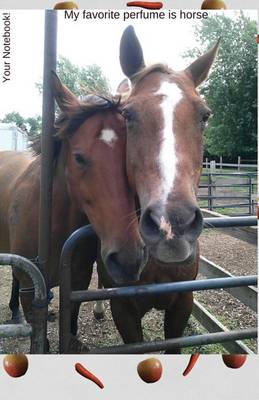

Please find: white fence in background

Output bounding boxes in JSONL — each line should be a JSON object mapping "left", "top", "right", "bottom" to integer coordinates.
{"left": 203, "top": 156, "right": 257, "bottom": 171}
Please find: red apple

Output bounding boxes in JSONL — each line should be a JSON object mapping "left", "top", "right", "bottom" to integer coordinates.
{"left": 3, "top": 354, "right": 29, "bottom": 378}
{"left": 54, "top": 2, "right": 79, "bottom": 9}
{"left": 137, "top": 358, "right": 162, "bottom": 383}
{"left": 222, "top": 354, "right": 247, "bottom": 369}
{"left": 201, "top": 0, "right": 227, "bottom": 9}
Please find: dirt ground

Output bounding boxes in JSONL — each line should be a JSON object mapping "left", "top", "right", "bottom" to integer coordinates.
{"left": 0, "top": 229, "right": 257, "bottom": 354}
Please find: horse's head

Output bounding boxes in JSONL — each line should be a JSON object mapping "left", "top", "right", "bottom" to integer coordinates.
{"left": 51, "top": 72, "right": 146, "bottom": 284}
{"left": 119, "top": 26, "right": 219, "bottom": 265}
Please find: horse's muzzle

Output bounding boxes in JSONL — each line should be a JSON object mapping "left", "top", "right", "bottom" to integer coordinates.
{"left": 139, "top": 201, "right": 203, "bottom": 262}
{"left": 103, "top": 245, "right": 148, "bottom": 285}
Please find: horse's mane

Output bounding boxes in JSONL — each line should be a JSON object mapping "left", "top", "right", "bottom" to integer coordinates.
{"left": 31, "top": 94, "right": 121, "bottom": 158}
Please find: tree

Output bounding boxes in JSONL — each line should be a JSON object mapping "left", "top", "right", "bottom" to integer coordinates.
{"left": 36, "top": 56, "right": 111, "bottom": 96}
{"left": 184, "top": 13, "right": 257, "bottom": 160}
{"left": 1, "top": 112, "right": 41, "bottom": 139}
{"left": 2, "top": 112, "right": 27, "bottom": 131}
{"left": 2, "top": 58, "right": 110, "bottom": 140}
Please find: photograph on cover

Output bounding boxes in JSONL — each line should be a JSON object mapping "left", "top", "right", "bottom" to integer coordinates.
{"left": 0, "top": 9, "right": 257, "bottom": 356}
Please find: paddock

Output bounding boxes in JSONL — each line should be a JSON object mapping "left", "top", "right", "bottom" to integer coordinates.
{"left": 0, "top": 212, "right": 257, "bottom": 354}
{"left": 0, "top": 11, "right": 257, "bottom": 355}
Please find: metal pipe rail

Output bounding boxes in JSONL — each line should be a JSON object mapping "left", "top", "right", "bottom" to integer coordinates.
{"left": 202, "top": 172, "right": 257, "bottom": 177}
{"left": 71, "top": 275, "right": 257, "bottom": 303}
{"left": 89, "top": 328, "right": 257, "bottom": 354}
{"left": 59, "top": 216, "right": 257, "bottom": 354}
{"left": 203, "top": 216, "right": 257, "bottom": 228}
{"left": 0, "top": 254, "right": 47, "bottom": 353}
{"left": 0, "top": 324, "right": 32, "bottom": 339}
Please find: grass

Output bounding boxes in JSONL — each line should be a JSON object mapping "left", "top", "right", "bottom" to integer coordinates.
{"left": 183, "top": 315, "right": 227, "bottom": 354}
{"left": 191, "top": 298, "right": 257, "bottom": 354}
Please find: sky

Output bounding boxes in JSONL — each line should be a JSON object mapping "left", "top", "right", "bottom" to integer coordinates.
{"left": 0, "top": 10, "right": 257, "bottom": 120}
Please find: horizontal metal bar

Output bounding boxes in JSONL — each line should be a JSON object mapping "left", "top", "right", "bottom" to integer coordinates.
{"left": 202, "top": 172, "right": 257, "bottom": 176}
{"left": 203, "top": 216, "right": 257, "bottom": 228}
{"left": 0, "top": 324, "right": 32, "bottom": 339}
{"left": 89, "top": 327, "right": 257, "bottom": 354}
{"left": 199, "top": 184, "right": 256, "bottom": 188}
{"left": 208, "top": 204, "right": 253, "bottom": 209}
{"left": 199, "top": 196, "right": 250, "bottom": 200}
{"left": 70, "top": 275, "right": 257, "bottom": 303}
{"left": 201, "top": 210, "right": 257, "bottom": 244}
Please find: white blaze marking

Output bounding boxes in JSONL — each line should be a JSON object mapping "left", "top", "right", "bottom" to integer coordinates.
{"left": 100, "top": 129, "right": 117, "bottom": 146}
{"left": 156, "top": 81, "right": 182, "bottom": 201}
{"left": 160, "top": 216, "right": 174, "bottom": 240}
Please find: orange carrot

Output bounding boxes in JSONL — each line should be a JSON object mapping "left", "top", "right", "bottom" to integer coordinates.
{"left": 126, "top": 2, "right": 163, "bottom": 10}
{"left": 182, "top": 354, "right": 200, "bottom": 376}
{"left": 75, "top": 363, "right": 104, "bottom": 389}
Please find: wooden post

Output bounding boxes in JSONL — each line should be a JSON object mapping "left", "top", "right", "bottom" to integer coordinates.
{"left": 220, "top": 156, "right": 223, "bottom": 170}
{"left": 210, "top": 160, "right": 216, "bottom": 172}
{"left": 238, "top": 156, "right": 241, "bottom": 171}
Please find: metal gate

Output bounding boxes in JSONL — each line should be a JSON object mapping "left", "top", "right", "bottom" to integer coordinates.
{"left": 59, "top": 216, "right": 258, "bottom": 354}
{"left": 0, "top": 254, "right": 47, "bottom": 353}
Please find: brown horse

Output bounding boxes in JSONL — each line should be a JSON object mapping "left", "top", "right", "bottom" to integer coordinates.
{"left": 98, "top": 26, "right": 219, "bottom": 353}
{"left": 0, "top": 72, "right": 146, "bottom": 352}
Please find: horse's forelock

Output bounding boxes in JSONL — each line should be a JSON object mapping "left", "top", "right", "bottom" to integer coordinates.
{"left": 31, "top": 94, "right": 120, "bottom": 159}
{"left": 56, "top": 94, "right": 120, "bottom": 138}
{"left": 130, "top": 63, "right": 172, "bottom": 86}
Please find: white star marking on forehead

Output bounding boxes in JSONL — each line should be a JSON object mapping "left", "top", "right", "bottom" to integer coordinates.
{"left": 99, "top": 129, "right": 118, "bottom": 146}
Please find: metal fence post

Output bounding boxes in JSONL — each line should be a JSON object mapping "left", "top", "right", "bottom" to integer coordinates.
{"left": 38, "top": 10, "right": 58, "bottom": 351}
{"left": 208, "top": 173, "right": 213, "bottom": 211}
{"left": 248, "top": 175, "right": 252, "bottom": 215}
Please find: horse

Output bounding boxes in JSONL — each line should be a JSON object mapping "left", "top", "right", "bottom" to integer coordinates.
{"left": 97, "top": 26, "right": 219, "bottom": 353}
{"left": 0, "top": 72, "right": 146, "bottom": 352}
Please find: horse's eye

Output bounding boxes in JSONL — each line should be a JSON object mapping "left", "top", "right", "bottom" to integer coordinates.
{"left": 200, "top": 109, "right": 212, "bottom": 130}
{"left": 121, "top": 107, "right": 134, "bottom": 122}
{"left": 74, "top": 153, "right": 89, "bottom": 168}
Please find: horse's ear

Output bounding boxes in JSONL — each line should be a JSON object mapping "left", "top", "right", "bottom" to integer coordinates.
{"left": 116, "top": 78, "right": 131, "bottom": 95}
{"left": 51, "top": 70, "right": 80, "bottom": 112}
{"left": 185, "top": 39, "right": 220, "bottom": 87}
{"left": 119, "top": 26, "right": 145, "bottom": 80}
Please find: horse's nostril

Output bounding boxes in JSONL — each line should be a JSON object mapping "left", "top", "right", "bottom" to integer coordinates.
{"left": 186, "top": 207, "right": 203, "bottom": 238}
{"left": 105, "top": 251, "right": 143, "bottom": 284}
{"left": 106, "top": 252, "right": 120, "bottom": 275}
{"left": 140, "top": 207, "right": 161, "bottom": 243}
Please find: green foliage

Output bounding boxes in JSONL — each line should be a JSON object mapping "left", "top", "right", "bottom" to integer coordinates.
{"left": 3, "top": 58, "right": 110, "bottom": 140}
{"left": 1, "top": 112, "right": 41, "bottom": 139}
{"left": 184, "top": 12, "right": 257, "bottom": 160}
{"left": 36, "top": 56, "right": 110, "bottom": 96}
{"left": 2, "top": 112, "right": 26, "bottom": 130}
